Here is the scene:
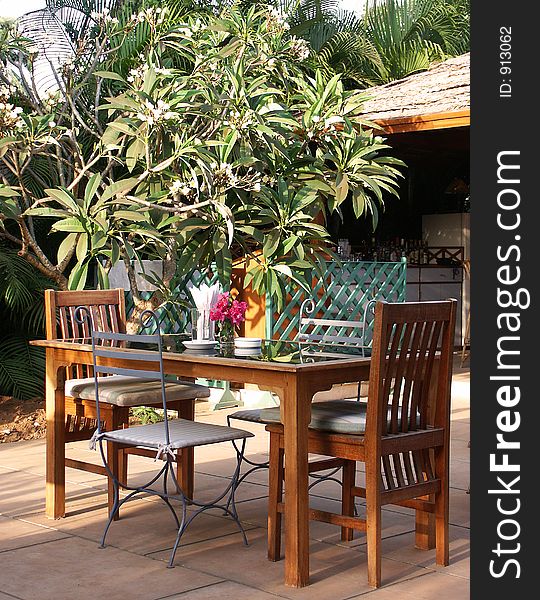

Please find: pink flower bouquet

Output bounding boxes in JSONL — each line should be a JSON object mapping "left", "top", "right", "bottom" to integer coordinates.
{"left": 209, "top": 292, "right": 248, "bottom": 343}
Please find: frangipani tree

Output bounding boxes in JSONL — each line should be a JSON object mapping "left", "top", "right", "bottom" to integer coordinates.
{"left": 0, "top": 2, "right": 403, "bottom": 319}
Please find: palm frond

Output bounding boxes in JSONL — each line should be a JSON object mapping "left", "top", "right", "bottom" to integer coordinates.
{"left": 0, "top": 246, "right": 52, "bottom": 326}
{"left": 317, "top": 31, "right": 385, "bottom": 86}
{"left": 0, "top": 335, "right": 45, "bottom": 400}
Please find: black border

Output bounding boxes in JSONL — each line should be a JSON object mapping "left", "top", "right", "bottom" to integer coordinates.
{"left": 471, "top": 2, "right": 538, "bottom": 597}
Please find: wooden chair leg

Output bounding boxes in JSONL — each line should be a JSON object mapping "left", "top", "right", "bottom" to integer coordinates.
{"left": 341, "top": 460, "right": 355, "bottom": 542}
{"left": 268, "top": 431, "right": 284, "bottom": 562}
{"left": 415, "top": 497, "right": 436, "bottom": 550}
{"left": 114, "top": 407, "right": 129, "bottom": 489}
{"left": 106, "top": 439, "right": 120, "bottom": 520}
{"left": 416, "top": 451, "right": 436, "bottom": 550}
{"left": 173, "top": 400, "right": 195, "bottom": 499}
{"left": 366, "top": 461, "right": 382, "bottom": 588}
{"left": 103, "top": 406, "right": 128, "bottom": 521}
{"left": 434, "top": 446, "right": 450, "bottom": 566}
{"left": 177, "top": 448, "right": 194, "bottom": 499}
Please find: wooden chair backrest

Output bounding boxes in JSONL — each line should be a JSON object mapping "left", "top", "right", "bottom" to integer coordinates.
{"left": 366, "top": 299, "right": 456, "bottom": 440}
{"left": 44, "top": 289, "right": 127, "bottom": 379}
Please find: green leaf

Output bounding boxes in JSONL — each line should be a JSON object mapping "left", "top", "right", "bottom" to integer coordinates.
{"left": 101, "top": 178, "right": 139, "bottom": 202}
{"left": 222, "top": 130, "right": 238, "bottom": 161}
{"left": 57, "top": 233, "right": 78, "bottom": 265}
{"left": 126, "top": 138, "right": 145, "bottom": 172}
{"left": 143, "top": 66, "right": 157, "bottom": 95}
{"left": 215, "top": 38, "right": 242, "bottom": 59}
{"left": 109, "top": 121, "right": 137, "bottom": 135}
{"left": 24, "top": 207, "right": 70, "bottom": 218}
{"left": 263, "top": 230, "right": 281, "bottom": 259}
{"left": 94, "top": 70, "right": 126, "bottom": 82}
{"left": 51, "top": 218, "right": 86, "bottom": 233}
{"left": 84, "top": 174, "right": 101, "bottom": 207}
{"left": 101, "top": 126, "right": 121, "bottom": 148}
{"left": 0, "top": 137, "right": 16, "bottom": 158}
{"left": 214, "top": 203, "right": 235, "bottom": 247}
{"left": 67, "top": 261, "right": 88, "bottom": 290}
{"left": 352, "top": 188, "right": 366, "bottom": 217}
{"left": 91, "top": 232, "right": 107, "bottom": 250}
{"left": 114, "top": 210, "right": 148, "bottom": 222}
{"left": 96, "top": 261, "right": 109, "bottom": 289}
{"left": 0, "top": 186, "right": 20, "bottom": 198}
{"left": 76, "top": 234, "right": 88, "bottom": 263}
{"left": 215, "top": 246, "right": 232, "bottom": 286}
{"left": 0, "top": 197, "right": 21, "bottom": 219}
{"left": 111, "top": 240, "right": 120, "bottom": 266}
{"left": 44, "top": 188, "right": 78, "bottom": 211}
{"left": 335, "top": 171, "right": 349, "bottom": 204}
{"left": 0, "top": 137, "right": 16, "bottom": 150}
{"left": 152, "top": 156, "right": 175, "bottom": 172}
{"left": 282, "top": 235, "right": 299, "bottom": 254}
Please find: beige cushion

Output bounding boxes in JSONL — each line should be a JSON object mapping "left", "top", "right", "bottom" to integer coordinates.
{"left": 312, "top": 381, "right": 369, "bottom": 402}
{"left": 260, "top": 400, "right": 417, "bottom": 435}
{"left": 65, "top": 375, "right": 210, "bottom": 407}
{"left": 261, "top": 400, "right": 368, "bottom": 435}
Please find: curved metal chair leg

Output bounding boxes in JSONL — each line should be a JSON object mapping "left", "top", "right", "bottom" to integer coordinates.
{"left": 167, "top": 488, "right": 188, "bottom": 568}
{"left": 99, "top": 478, "right": 120, "bottom": 549}
{"left": 162, "top": 461, "right": 180, "bottom": 529}
{"left": 166, "top": 441, "right": 249, "bottom": 568}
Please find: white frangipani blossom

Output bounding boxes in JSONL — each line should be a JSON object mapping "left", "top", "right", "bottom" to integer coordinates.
{"left": 91, "top": 8, "right": 119, "bottom": 25}
{"left": 0, "top": 102, "right": 25, "bottom": 133}
{"left": 289, "top": 37, "right": 310, "bottom": 61}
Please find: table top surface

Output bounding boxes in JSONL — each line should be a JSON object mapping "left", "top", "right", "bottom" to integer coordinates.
{"left": 31, "top": 336, "right": 372, "bottom": 372}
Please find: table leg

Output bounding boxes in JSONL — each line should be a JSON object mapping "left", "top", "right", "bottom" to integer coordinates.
{"left": 45, "top": 350, "right": 66, "bottom": 519}
{"left": 281, "top": 378, "right": 311, "bottom": 588}
{"left": 177, "top": 399, "right": 195, "bottom": 499}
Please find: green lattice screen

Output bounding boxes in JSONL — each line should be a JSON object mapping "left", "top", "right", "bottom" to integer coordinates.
{"left": 125, "top": 269, "right": 219, "bottom": 334}
{"left": 266, "top": 259, "right": 407, "bottom": 346}
{"left": 124, "top": 269, "right": 223, "bottom": 387}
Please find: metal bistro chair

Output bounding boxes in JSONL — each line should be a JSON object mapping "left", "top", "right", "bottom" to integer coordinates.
{"left": 76, "top": 307, "right": 254, "bottom": 567}
{"left": 264, "top": 300, "right": 457, "bottom": 587}
{"left": 227, "top": 297, "right": 376, "bottom": 491}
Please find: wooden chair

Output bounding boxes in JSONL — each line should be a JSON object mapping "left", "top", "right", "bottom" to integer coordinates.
{"left": 44, "top": 289, "right": 210, "bottom": 515}
{"left": 264, "top": 299, "right": 456, "bottom": 587}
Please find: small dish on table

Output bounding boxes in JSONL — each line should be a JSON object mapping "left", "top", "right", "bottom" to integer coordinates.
{"left": 234, "top": 337, "right": 262, "bottom": 349}
{"left": 234, "top": 347, "right": 262, "bottom": 357}
{"left": 182, "top": 340, "right": 218, "bottom": 350}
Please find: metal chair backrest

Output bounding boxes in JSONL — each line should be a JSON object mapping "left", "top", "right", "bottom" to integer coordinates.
{"left": 76, "top": 308, "right": 171, "bottom": 446}
{"left": 297, "top": 297, "right": 376, "bottom": 357}
{"left": 366, "top": 299, "right": 456, "bottom": 440}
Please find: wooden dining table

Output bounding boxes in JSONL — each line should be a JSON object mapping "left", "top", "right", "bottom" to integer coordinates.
{"left": 31, "top": 336, "right": 435, "bottom": 587}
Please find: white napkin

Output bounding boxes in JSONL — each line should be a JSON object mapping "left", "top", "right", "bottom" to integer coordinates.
{"left": 188, "top": 281, "right": 221, "bottom": 311}
{"left": 188, "top": 282, "right": 221, "bottom": 339}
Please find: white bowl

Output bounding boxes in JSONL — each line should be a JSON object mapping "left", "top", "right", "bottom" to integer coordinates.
{"left": 234, "top": 337, "right": 262, "bottom": 348}
{"left": 182, "top": 340, "right": 218, "bottom": 350}
{"left": 234, "top": 347, "right": 262, "bottom": 357}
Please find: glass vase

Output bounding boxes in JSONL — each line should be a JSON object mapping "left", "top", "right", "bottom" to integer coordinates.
{"left": 217, "top": 320, "right": 235, "bottom": 348}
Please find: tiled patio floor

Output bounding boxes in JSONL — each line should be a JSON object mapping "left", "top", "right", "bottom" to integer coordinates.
{"left": 0, "top": 358, "right": 470, "bottom": 599}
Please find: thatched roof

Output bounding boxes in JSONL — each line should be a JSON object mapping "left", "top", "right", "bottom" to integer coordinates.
{"left": 361, "top": 53, "right": 470, "bottom": 122}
